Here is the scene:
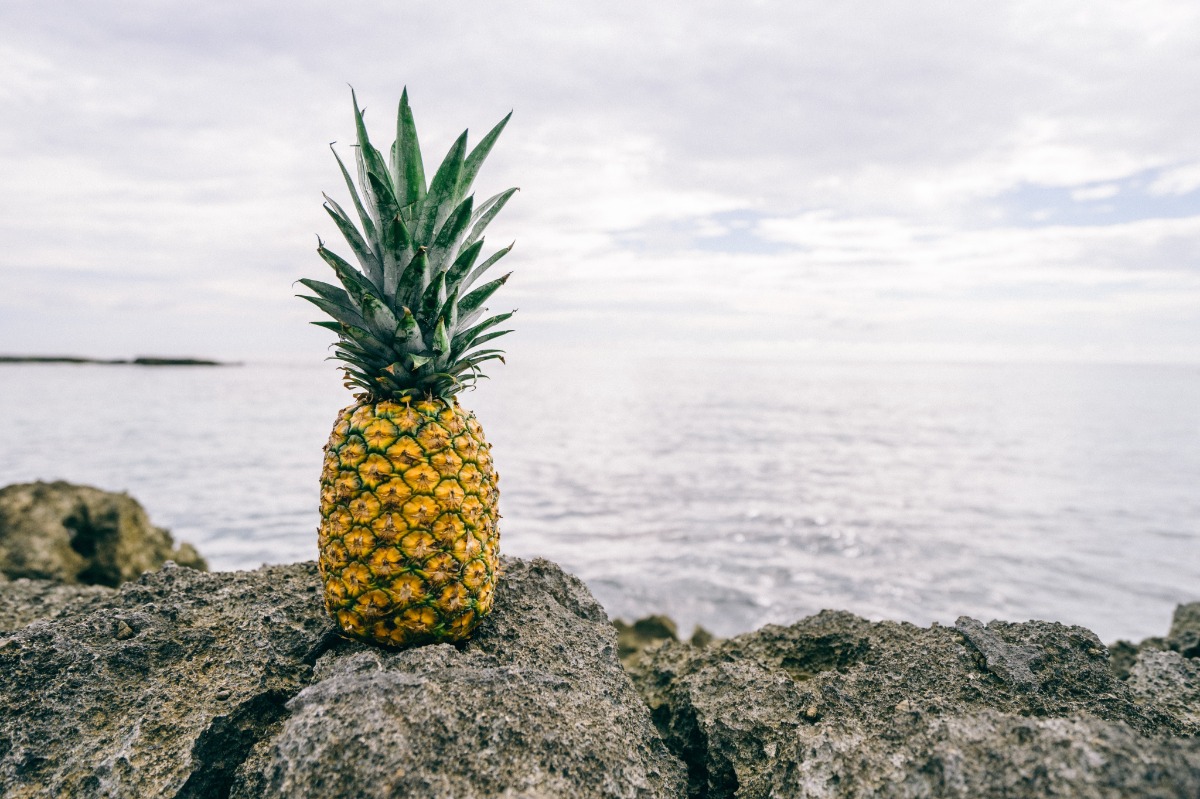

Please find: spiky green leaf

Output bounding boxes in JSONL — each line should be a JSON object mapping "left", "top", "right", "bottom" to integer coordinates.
{"left": 297, "top": 278, "right": 353, "bottom": 309}
{"left": 299, "top": 295, "right": 365, "bottom": 329}
{"left": 451, "top": 310, "right": 514, "bottom": 354}
{"left": 396, "top": 248, "right": 428, "bottom": 310}
{"left": 329, "top": 144, "right": 377, "bottom": 246}
{"left": 317, "top": 243, "right": 381, "bottom": 305}
{"left": 433, "top": 318, "right": 451, "bottom": 354}
{"left": 323, "top": 197, "right": 383, "bottom": 287}
{"left": 462, "top": 243, "right": 512, "bottom": 291}
{"left": 445, "top": 240, "right": 483, "bottom": 292}
{"left": 350, "top": 88, "right": 392, "bottom": 190}
{"left": 428, "top": 195, "right": 474, "bottom": 273}
{"left": 459, "top": 112, "right": 511, "bottom": 198}
{"left": 393, "top": 88, "right": 426, "bottom": 208}
{"left": 419, "top": 269, "right": 448, "bottom": 326}
{"left": 417, "top": 131, "right": 467, "bottom": 244}
{"left": 396, "top": 307, "right": 426, "bottom": 353}
{"left": 464, "top": 188, "right": 517, "bottom": 250}
{"left": 361, "top": 294, "right": 400, "bottom": 339}
{"left": 458, "top": 272, "right": 510, "bottom": 322}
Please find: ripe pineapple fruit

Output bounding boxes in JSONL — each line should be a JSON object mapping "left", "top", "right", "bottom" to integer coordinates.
{"left": 300, "top": 89, "right": 516, "bottom": 646}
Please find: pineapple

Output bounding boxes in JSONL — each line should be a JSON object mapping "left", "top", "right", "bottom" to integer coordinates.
{"left": 300, "top": 89, "right": 516, "bottom": 646}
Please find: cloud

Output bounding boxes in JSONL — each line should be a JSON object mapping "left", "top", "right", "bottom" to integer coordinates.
{"left": 1149, "top": 162, "right": 1200, "bottom": 196}
{"left": 2, "top": 1, "right": 1199, "bottom": 363}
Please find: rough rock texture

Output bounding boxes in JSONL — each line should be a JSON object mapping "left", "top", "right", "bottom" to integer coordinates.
{"left": 1128, "top": 650, "right": 1200, "bottom": 727}
{"left": 0, "top": 576, "right": 112, "bottom": 631}
{"left": 1167, "top": 602, "right": 1200, "bottom": 658}
{"left": 3, "top": 508, "right": 1193, "bottom": 799}
{"left": 0, "top": 557, "right": 685, "bottom": 799}
{"left": 630, "top": 610, "right": 1200, "bottom": 798}
{"left": 0, "top": 481, "right": 207, "bottom": 585}
{"left": 0, "top": 562, "right": 330, "bottom": 798}
{"left": 232, "top": 558, "right": 685, "bottom": 798}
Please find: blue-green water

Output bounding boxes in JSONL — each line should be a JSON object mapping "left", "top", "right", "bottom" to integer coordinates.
{"left": 1, "top": 357, "right": 1197, "bottom": 642}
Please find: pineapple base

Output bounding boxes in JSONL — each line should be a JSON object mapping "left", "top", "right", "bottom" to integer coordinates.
{"left": 318, "top": 396, "right": 499, "bottom": 647}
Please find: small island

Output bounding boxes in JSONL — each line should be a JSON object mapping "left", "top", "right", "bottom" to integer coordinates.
{"left": 0, "top": 355, "right": 238, "bottom": 366}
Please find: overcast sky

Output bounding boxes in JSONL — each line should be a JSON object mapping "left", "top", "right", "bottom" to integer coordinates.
{"left": 3, "top": 1, "right": 1199, "bottom": 364}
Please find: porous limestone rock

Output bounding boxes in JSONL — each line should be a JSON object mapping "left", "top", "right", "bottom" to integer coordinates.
{"left": 230, "top": 558, "right": 687, "bottom": 798}
{"left": 0, "top": 576, "right": 112, "bottom": 631}
{"left": 1128, "top": 649, "right": 1200, "bottom": 728}
{"left": 0, "top": 481, "right": 207, "bottom": 585}
{"left": 1167, "top": 601, "right": 1200, "bottom": 658}
{"left": 0, "top": 562, "right": 329, "bottom": 798}
{"left": 630, "top": 610, "right": 1200, "bottom": 798}
{"left": 0, "top": 557, "right": 686, "bottom": 799}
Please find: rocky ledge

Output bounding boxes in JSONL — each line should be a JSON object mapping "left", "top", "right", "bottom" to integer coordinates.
{"left": 0, "top": 482, "right": 1196, "bottom": 798}
{"left": 0, "top": 559, "right": 686, "bottom": 798}
{"left": 0, "top": 563, "right": 1195, "bottom": 798}
{"left": 625, "top": 609, "right": 1200, "bottom": 798}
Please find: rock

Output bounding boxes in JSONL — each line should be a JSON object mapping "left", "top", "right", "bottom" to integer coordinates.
{"left": 630, "top": 610, "right": 1200, "bottom": 798}
{"left": 0, "top": 481, "right": 207, "bottom": 586}
{"left": 616, "top": 614, "right": 680, "bottom": 667}
{"left": 0, "top": 577, "right": 112, "bottom": 632}
{"left": 0, "top": 562, "right": 330, "bottom": 798}
{"left": 232, "top": 558, "right": 686, "bottom": 798}
{"left": 1107, "top": 601, "right": 1200, "bottom": 679}
{"left": 1128, "top": 649, "right": 1200, "bottom": 727}
{"left": 764, "top": 710, "right": 1200, "bottom": 799}
{"left": 0, "top": 557, "right": 686, "bottom": 798}
{"left": 1168, "top": 601, "right": 1200, "bottom": 658}
{"left": 688, "top": 626, "right": 715, "bottom": 649}
{"left": 615, "top": 615, "right": 720, "bottom": 669}
{"left": 954, "top": 616, "right": 1043, "bottom": 691}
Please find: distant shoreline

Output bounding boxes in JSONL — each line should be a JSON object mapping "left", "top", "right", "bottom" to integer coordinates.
{"left": 0, "top": 356, "right": 239, "bottom": 367}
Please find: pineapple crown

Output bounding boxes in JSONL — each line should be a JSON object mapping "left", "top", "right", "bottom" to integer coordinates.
{"left": 299, "top": 88, "right": 516, "bottom": 400}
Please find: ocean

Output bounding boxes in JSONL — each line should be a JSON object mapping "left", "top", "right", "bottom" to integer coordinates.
{"left": 1, "top": 357, "right": 1196, "bottom": 643}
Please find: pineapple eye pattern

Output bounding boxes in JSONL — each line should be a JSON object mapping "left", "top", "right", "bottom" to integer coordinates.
{"left": 318, "top": 398, "right": 498, "bottom": 646}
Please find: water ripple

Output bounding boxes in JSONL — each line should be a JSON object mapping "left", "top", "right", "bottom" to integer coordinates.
{"left": 0, "top": 358, "right": 1197, "bottom": 642}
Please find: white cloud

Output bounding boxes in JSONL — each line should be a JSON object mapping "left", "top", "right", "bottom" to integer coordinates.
{"left": 1, "top": 0, "right": 1199, "bottom": 363}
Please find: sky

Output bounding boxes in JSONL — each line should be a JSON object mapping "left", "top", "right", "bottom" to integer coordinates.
{"left": 2, "top": 1, "right": 1199, "bottom": 364}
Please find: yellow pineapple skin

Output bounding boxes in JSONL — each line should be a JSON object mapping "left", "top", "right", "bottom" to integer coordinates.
{"left": 318, "top": 396, "right": 499, "bottom": 647}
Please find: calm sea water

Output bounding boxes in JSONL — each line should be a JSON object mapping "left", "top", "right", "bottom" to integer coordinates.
{"left": 0, "top": 357, "right": 1196, "bottom": 643}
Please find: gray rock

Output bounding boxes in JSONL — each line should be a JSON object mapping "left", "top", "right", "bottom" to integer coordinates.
{"left": 0, "top": 577, "right": 112, "bottom": 632}
{"left": 1129, "top": 649, "right": 1200, "bottom": 727}
{"left": 0, "top": 481, "right": 207, "bottom": 585}
{"left": 630, "top": 610, "right": 1200, "bottom": 798}
{"left": 954, "top": 616, "right": 1042, "bottom": 691}
{"left": 231, "top": 558, "right": 686, "bottom": 798}
{"left": 763, "top": 711, "right": 1200, "bottom": 799}
{"left": 615, "top": 616, "right": 719, "bottom": 670}
{"left": 0, "top": 557, "right": 686, "bottom": 799}
{"left": 1168, "top": 602, "right": 1200, "bottom": 658}
{"left": 1108, "top": 601, "right": 1200, "bottom": 679}
{"left": 0, "top": 561, "right": 330, "bottom": 798}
